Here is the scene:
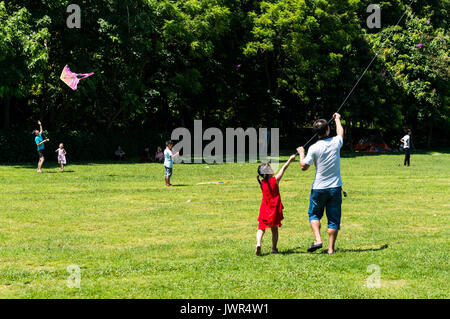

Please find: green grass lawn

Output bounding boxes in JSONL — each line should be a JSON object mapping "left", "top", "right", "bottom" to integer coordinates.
{"left": 0, "top": 151, "right": 449, "bottom": 298}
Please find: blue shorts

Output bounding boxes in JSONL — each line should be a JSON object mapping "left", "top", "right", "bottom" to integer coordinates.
{"left": 308, "top": 186, "right": 342, "bottom": 230}
{"left": 164, "top": 166, "right": 172, "bottom": 177}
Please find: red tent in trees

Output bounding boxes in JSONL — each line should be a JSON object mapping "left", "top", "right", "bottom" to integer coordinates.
{"left": 355, "top": 135, "right": 391, "bottom": 153}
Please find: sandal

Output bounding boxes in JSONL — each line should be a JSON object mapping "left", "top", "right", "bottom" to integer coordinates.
{"left": 307, "top": 242, "right": 323, "bottom": 252}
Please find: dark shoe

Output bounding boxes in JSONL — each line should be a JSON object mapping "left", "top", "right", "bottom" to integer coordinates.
{"left": 255, "top": 246, "right": 262, "bottom": 256}
{"left": 307, "top": 242, "right": 323, "bottom": 252}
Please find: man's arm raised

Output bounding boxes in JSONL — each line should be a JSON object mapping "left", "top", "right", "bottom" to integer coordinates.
{"left": 334, "top": 113, "right": 344, "bottom": 138}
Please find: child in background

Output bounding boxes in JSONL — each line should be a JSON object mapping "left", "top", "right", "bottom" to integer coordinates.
{"left": 55, "top": 143, "right": 67, "bottom": 172}
{"left": 164, "top": 141, "right": 179, "bottom": 186}
{"left": 255, "top": 155, "right": 296, "bottom": 256}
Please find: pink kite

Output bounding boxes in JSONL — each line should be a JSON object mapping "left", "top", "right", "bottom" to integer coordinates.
{"left": 60, "top": 65, "right": 94, "bottom": 90}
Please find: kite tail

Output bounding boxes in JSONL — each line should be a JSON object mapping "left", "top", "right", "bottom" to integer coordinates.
{"left": 76, "top": 73, "right": 94, "bottom": 80}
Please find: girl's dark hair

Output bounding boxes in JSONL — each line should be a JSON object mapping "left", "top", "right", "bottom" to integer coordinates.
{"left": 257, "top": 163, "right": 272, "bottom": 186}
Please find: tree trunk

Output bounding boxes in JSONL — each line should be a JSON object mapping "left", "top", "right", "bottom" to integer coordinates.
{"left": 264, "top": 54, "right": 271, "bottom": 92}
{"left": 3, "top": 98, "right": 10, "bottom": 129}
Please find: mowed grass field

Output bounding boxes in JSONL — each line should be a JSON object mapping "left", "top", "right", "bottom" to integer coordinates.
{"left": 0, "top": 151, "right": 449, "bottom": 298}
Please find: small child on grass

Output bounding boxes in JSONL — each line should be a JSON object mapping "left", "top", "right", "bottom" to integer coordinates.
{"left": 55, "top": 143, "right": 67, "bottom": 172}
{"left": 164, "top": 140, "right": 179, "bottom": 187}
{"left": 255, "top": 155, "right": 296, "bottom": 256}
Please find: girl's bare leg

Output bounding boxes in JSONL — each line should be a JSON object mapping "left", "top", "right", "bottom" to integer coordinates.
{"left": 255, "top": 229, "right": 265, "bottom": 255}
{"left": 271, "top": 227, "right": 279, "bottom": 253}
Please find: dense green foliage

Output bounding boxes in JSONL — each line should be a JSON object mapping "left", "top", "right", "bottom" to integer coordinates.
{"left": 0, "top": 153, "right": 449, "bottom": 298}
{"left": 0, "top": 0, "right": 448, "bottom": 159}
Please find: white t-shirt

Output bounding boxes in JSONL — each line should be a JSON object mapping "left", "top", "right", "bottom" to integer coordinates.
{"left": 402, "top": 135, "right": 410, "bottom": 149}
{"left": 164, "top": 149, "right": 173, "bottom": 168}
{"left": 304, "top": 135, "right": 343, "bottom": 190}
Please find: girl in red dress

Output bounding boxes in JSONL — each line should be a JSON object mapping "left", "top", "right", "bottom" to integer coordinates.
{"left": 255, "top": 155, "right": 296, "bottom": 256}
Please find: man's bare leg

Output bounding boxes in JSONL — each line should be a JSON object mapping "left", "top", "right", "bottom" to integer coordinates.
{"left": 310, "top": 220, "right": 322, "bottom": 244}
{"left": 328, "top": 228, "right": 339, "bottom": 254}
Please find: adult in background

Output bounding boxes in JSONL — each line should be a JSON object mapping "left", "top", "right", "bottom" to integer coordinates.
{"left": 114, "top": 146, "right": 126, "bottom": 160}
{"left": 155, "top": 146, "right": 164, "bottom": 163}
{"left": 400, "top": 129, "right": 412, "bottom": 167}
{"left": 33, "top": 120, "right": 50, "bottom": 173}
{"left": 297, "top": 113, "right": 344, "bottom": 255}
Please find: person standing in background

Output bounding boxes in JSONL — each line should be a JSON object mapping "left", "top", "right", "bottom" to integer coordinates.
{"left": 33, "top": 120, "right": 50, "bottom": 173}
{"left": 400, "top": 129, "right": 412, "bottom": 167}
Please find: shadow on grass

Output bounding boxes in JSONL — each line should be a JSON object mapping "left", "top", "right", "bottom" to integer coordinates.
{"left": 256, "top": 246, "right": 308, "bottom": 256}
{"left": 41, "top": 171, "right": 75, "bottom": 174}
{"left": 279, "top": 246, "right": 308, "bottom": 255}
{"left": 334, "top": 243, "right": 389, "bottom": 253}
{"left": 267, "top": 244, "right": 389, "bottom": 256}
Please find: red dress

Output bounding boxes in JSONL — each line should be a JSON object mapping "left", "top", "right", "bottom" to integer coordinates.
{"left": 258, "top": 177, "right": 284, "bottom": 230}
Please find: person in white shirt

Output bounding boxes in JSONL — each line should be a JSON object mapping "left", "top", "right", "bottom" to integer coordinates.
{"left": 400, "top": 129, "right": 412, "bottom": 167}
{"left": 297, "top": 113, "right": 344, "bottom": 254}
{"left": 164, "top": 140, "right": 179, "bottom": 187}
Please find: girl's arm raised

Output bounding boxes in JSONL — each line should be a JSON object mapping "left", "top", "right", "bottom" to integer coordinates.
{"left": 275, "top": 155, "right": 296, "bottom": 183}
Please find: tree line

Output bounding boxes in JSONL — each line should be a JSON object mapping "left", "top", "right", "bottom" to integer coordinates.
{"left": 0, "top": 0, "right": 448, "bottom": 154}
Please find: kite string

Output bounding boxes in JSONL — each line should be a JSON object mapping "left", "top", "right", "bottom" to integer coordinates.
{"left": 300, "top": 0, "right": 415, "bottom": 149}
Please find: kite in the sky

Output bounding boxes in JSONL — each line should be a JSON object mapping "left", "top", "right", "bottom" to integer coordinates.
{"left": 60, "top": 65, "right": 94, "bottom": 90}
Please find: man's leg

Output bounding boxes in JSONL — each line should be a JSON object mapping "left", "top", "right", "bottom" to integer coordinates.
{"left": 404, "top": 149, "right": 409, "bottom": 166}
{"left": 307, "top": 189, "right": 325, "bottom": 252}
{"left": 328, "top": 228, "right": 339, "bottom": 254}
{"left": 310, "top": 220, "right": 322, "bottom": 245}
{"left": 326, "top": 187, "right": 342, "bottom": 254}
